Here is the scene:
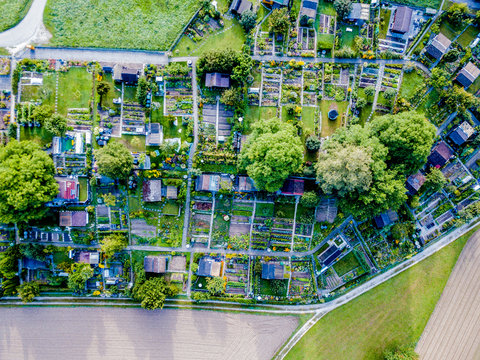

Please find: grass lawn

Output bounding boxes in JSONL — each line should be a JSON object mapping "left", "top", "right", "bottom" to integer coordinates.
{"left": 20, "top": 73, "right": 56, "bottom": 107}
{"left": 0, "top": 0, "right": 33, "bottom": 32}
{"left": 174, "top": 17, "right": 245, "bottom": 56}
{"left": 379, "top": 9, "right": 391, "bottom": 39}
{"left": 78, "top": 177, "right": 88, "bottom": 202}
{"left": 400, "top": 69, "right": 426, "bottom": 100}
{"left": 20, "top": 126, "right": 53, "bottom": 147}
{"left": 57, "top": 67, "right": 92, "bottom": 116}
{"left": 285, "top": 225, "right": 480, "bottom": 360}
{"left": 151, "top": 96, "right": 189, "bottom": 141}
{"left": 338, "top": 24, "right": 359, "bottom": 49}
{"left": 98, "top": 73, "right": 121, "bottom": 109}
{"left": 457, "top": 25, "right": 480, "bottom": 48}
{"left": 439, "top": 18, "right": 463, "bottom": 40}
{"left": 320, "top": 100, "right": 346, "bottom": 137}
{"left": 317, "top": 0, "right": 336, "bottom": 16}
{"left": 44, "top": 0, "right": 199, "bottom": 50}
{"left": 302, "top": 107, "right": 316, "bottom": 133}
{"left": 332, "top": 251, "right": 361, "bottom": 277}
{"left": 256, "top": 202, "right": 275, "bottom": 217}
{"left": 275, "top": 202, "right": 296, "bottom": 219}
{"left": 316, "top": 34, "right": 334, "bottom": 53}
{"left": 259, "top": 278, "right": 288, "bottom": 296}
{"left": 162, "top": 201, "right": 180, "bottom": 216}
{"left": 468, "top": 75, "right": 480, "bottom": 94}
{"left": 123, "top": 85, "right": 137, "bottom": 102}
{"left": 112, "top": 135, "right": 146, "bottom": 152}
{"left": 387, "top": 0, "right": 440, "bottom": 7}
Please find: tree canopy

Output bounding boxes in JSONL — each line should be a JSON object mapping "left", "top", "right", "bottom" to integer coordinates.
{"left": 268, "top": 8, "right": 290, "bottom": 33}
{"left": 133, "top": 277, "right": 179, "bottom": 310}
{"left": 68, "top": 263, "right": 94, "bottom": 293}
{"left": 96, "top": 81, "right": 111, "bottom": 106}
{"left": 197, "top": 49, "right": 252, "bottom": 85}
{"left": 240, "top": 10, "right": 257, "bottom": 33}
{"left": 206, "top": 276, "right": 226, "bottom": 296}
{"left": 334, "top": 0, "right": 353, "bottom": 19}
{"left": 238, "top": 118, "right": 303, "bottom": 192}
{"left": 44, "top": 114, "right": 68, "bottom": 137}
{"left": 95, "top": 141, "right": 133, "bottom": 179}
{"left": 369, "top": 111, "right": 436, "bottom": 174}
{"left": 100, "top": 233, "right": 127, "bottom": 258}
{"left": 17, "top": 281, "right": 40, "bottom": 303}
{"left": 0, "top": 141, "right": 58, "bottom": 223}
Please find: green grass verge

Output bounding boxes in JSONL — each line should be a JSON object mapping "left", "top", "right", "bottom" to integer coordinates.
{"left": 332, "top": 251, "right": 360, "bottom": 277}
{"left": 78, "top": 177, "right": 88, "bottom": 202}
{"left": 285, "top": 225, "right": 480, "bottom": 360}
{"left": 400, "top": 70, "right": 426, "bottom": 100}
{"left": 57, "top": 67, "right": 92, "bottom": 116}
{"left": 457, "top": 25, "right": 479, "bottom": 48}
{"left": 44, "top": 0, "right": 200, "bottom": 50}
{"left": 320, "top": 100, "right": 346, "bottom": 137}
{"left": 0, "top": 0, "right": 33, "bottom": 32}
{"left": 302, "top": 107, "right": 316, "bottom": 133}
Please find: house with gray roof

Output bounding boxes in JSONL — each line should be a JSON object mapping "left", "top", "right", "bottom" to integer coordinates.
{"left": 448, "top": 121, "right": 475, "bottom": 146}
{"left": 426, "top": 33, "right": 451, "bottom": 59}
{"left": 262, "top": 262, "right": 287, "bottom": 280}
{"left": 205, "top": 73, "right": 230, "bottom": 88}
{"left": 456, "top": 62, "right": 480, "bottom": 89}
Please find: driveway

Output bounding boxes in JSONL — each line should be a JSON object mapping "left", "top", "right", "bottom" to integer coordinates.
{"left": 0, "top": 0, "right": 49, "bottom": 48}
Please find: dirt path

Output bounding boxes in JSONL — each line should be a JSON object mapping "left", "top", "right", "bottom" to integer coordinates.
{"left": 0, "top": 308, "right": 298, "bottom": 360}
{"left": 416, "top": 230, "right": 480, "bottom": 360}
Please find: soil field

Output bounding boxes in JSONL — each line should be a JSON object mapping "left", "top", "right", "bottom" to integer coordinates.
{"left": 0, "top": 308, "right": 298, "bottom": 360}
{"left": 416, "top": 230, "right": 480, "bottom": 359}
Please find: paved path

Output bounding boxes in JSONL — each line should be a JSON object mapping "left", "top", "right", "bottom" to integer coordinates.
{"left": 371, "top": 63, "right": 385, "bottom": 114}
{"left": 0, "top": 0, "right": 48, "bottom": 48}
{"left": 21, "top": 47, "right": 170, "bottom": 64}
{"left": 181, "top": 60, "right": 198, "bottom": 249}
{"left": 416, "top": 229, "right": 480, "bottom": 360}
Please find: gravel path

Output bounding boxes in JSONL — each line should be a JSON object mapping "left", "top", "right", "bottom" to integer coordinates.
{"left": 0, "top": 308, "right": 298, "bottom": 360}
{"left": 0, "top": 0, "right": 50, "bottom": 49}
{"left": 416, "top": 229, "right": 480, "bottom": 360}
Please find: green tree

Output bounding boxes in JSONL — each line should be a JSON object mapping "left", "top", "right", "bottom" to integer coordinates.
{"left": 305, "top": 135, "right": 321, "bottom": 152}
{"left": 444, "top": 48, "right": 460, "bottom": 62}
{"left": 32, "top": 104, "right": 53, "bottom": 125}
{"left": 96, "top": 81, "right": 111, "bottom": 107}
{"left": 447, "top": 3, "right": 468, "bottom": 27}
{"left": 383, "top": 88, "right": 396, "bottom": 100}
{"left": 0, "top": 141, "right": 58, "bottom": 224}
{"left": 95, "top": 141, "right": 133, "bottom": 179}
{"left": 364, "top": 85, "right": 375, "bottom": 100}
{"left": 369, "top": 111, "right": 436, "bottom": 174}
{"left": 192, "top": 291, "right": 210, "bottom": 302}
{"left": 206, "top": 276, "right": 226, "bottom": 296}
{"left": 240, "top": 9, "right": 257, "bottom": 33}
{"left": 300, "top": 191, "right": 320, "bottom": 208}
{"left": 443, "top": 85, "right": 479, "bottom": 114}
{"left": 238, "top": 118, "right": 303, "bottom": 192}
{"left": 100, "top": 233, "right": 127, "bottom": 258}
{"left": 44, "top": 114, "right": 68, "bottom": 137}
{"left": 424, "top": 167, "right": 447, "bottom": 193}
{"left": 384, "top": 346, "right": 419, "bottom": 360}
{"left": 197, "top": 48, "right": 242, "bottom": 75}
{"left": 391, "top": 222, "right": 415, "bottom": 241}
{"left": 220, "top": 87, "right": 244, "bottom": 108}
{"left": 428, "top": 68, "right": 451, "bottom": 90}
{"left": 356, "top": 97, "right": 367, "bottom": 109}
{"left": 136, "top": 76, "right": 149, "bottom": 106}
{"left": 231, "top": 53, "right": 253, "bottom": 85}
{"left": 334, "top": 0, "right": 353, "bottom": 19}
{"left": 268, "top": 8, "right": 290, "bottom": 33}
{"left": 133, "top": 277, "right": 179, "bottom": 310}
{"left": 17, "top": 281, "right": 40, "bottom": 303}
{"left": 68, "top": 263, "right": 94, "bottom": 293}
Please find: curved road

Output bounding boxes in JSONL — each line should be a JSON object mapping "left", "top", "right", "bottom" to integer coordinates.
{"left": 0, "top": 0, "right": 48, "bottom": 48}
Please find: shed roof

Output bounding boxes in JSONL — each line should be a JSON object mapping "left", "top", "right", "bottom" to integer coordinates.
{"left": 428, "top": 141, "right": 453, "bottom": 167}
{"left": 169, "top": 256, "right": 187, "bottom": 272}
{"left": 426, "top": 33, "right": 451, "bottom": 59}
{"left": 78, "top": 251, "right": 100, "bottom": 265}
{"left": 348, "top": 3, "right": 370, "bottom": 21}
{"left": 197, "top": 257, "right": 222, "bottom": 277}
{"left": 374, "top": 210, "right": 399, "bottom": 228}
{"left": 449, "top": 121, "right": 475, "bottom": 146}
{"left": 232, "top": 0, "right": 252, "bottom": 14}
{"left": 280, "top": 179, "right": 304, "bottom": 196}
{"left": 390, "top": 6, "right": 413, "bottom": 34}
{"left": 456, "top": 62, "right": 480, "bottom": 88}
{"left": 261, "top": 263, "right": 286, "bottom": 280}
{"left": 144, "top": 256, "right": 168, "bottom": 273}
{"left": 205, "top": 73, "right": 230, "bottom": 88}
{"left": 238, "top": 176, "right": 257, "bottom": 192}
{"left": 59, "top": 211, "right": 88, "bottom": 227}
{"left": 56, "top": 177, "right": 79, "bottom": 201}
{"left": 406, "top": 172, "right": 426, "bottom": 196}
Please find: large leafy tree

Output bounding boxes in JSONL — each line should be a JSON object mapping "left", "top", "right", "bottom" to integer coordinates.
{"left": 316, "top": 125, "right": 406, "bottom": 219}
{"left": 95, "top": 141, "right": 133, "bottom": 179}
{"left": 443, "top": 85, "right": 479, "bottom": 114}
{"left": 17, "top": 281, "right": 40, "bottom": 303}
{"left": 240, "top": 10, "right": 257, "bottom": 33}
{"left": 334, "top": 0, "right": 353, "bottom": 19}
{"left": 100, "top": 233, "right": 127, "bottom": 258}
{"left": 0, "top": 141, "right": 58, "bottom": 223}
{"left": 44, "top": 114, "right": 68, "bottom": 137}
{"left": 32, "top": 105, "right": 53, "bottom": 125}
{"left": 447, "top": 3, "right": 468, "bottom": 27}
{"left": 268, "top": 8, "right": 290, "bottom": 33}
{"left": 238, "top": 118, "right": 303, "bottom": 192}
{"left": 206, "top": 276, "right": 226, "bottom": 296}
{"left": 133, "top": 277, "right": 179, "bottom": 310}
{"left": 96, "top": 81, "right": 111, "bottom": 107}
{"left": 68, "top": 263, "right": 94, "bottom": 293}
{"left": 369, "top": 111, "right": 436, "bottom": 174}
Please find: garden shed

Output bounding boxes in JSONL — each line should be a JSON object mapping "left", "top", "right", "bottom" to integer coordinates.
{"left": 280, "top": 178, "right": 304, "bottom": 196}
{"left": 237, "top": 176, "right": 257, "bottom": 192}
{"left": 113, "top": 64, "right": 141, "bottom": 83}
{"left": 78, "top": 251, "right": 100, "bottom": 265}
{"left": 54, "top": 177, "right": 80, "bottom": 203}
{"left": 390, "top": 6, "right": 413, "bottom": 34}
{"left": 428, "top": 141, "right": 454, "bottom": 167}
{"left": 205, "top": 73, "right": 230, "bottom": 88}
{"left": 59, "top": 211, "right": 88, "bottom": 227}
{"left": 348, "top": 3, "right": 370, "bottom": 23}
{"left": 456, "top": 62, "right": 480, "bottom": 89}
{"left": 374, "top": 210, "right": 399, "bottom": 228}
{"left": 197, "top": 257, "right": 223, "bottom": 277}
{"left": 261, "top": 262, "right": 287, "bottom": 280}
{"left": 168, "top": 256, "right": 187, "bottom": 272}
{"left": 144, "top": 255, "right": 168, "bottom": 273}
{"left": 448, "top": 121, "right": 475, "bottom": 146}
{"left": 426, "top": 33, "right": 451, "bottom": 59}
{"left": 299, "top": 0, "right": 318, "bottom": 20}
{"left": 406, "top": 172, "right": 426, "bottom": 196}
{"left": 146, "top": 123, "right": 164, "bottom": 146}
{"left": 231, "top": 0, "right": 252, "bottom": 15}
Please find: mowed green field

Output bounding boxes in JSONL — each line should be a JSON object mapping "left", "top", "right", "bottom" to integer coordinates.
{"left": 44, "top": 0, "right": 200, "bottom": 50}
{"left": 0, "top": 0, "right": 32, "bottom": 32}
{"left": 285, "top": 226, "right": 479, "bottom": 360}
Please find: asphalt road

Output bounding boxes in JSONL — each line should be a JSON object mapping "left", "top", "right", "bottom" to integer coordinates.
{"left": 0, "top": 0, "right": 48, "bottom": 47}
